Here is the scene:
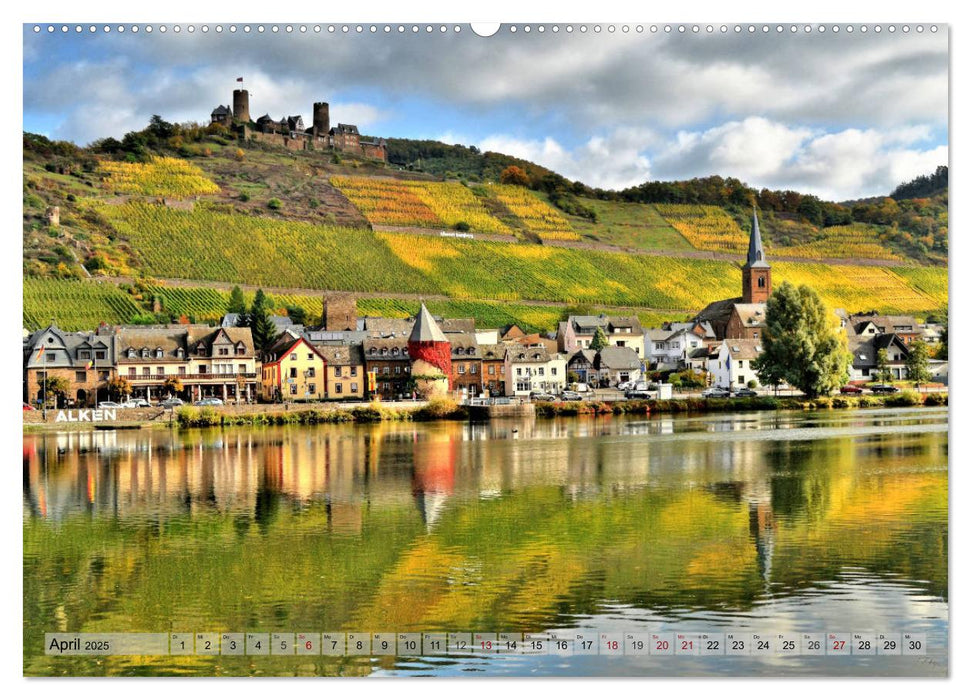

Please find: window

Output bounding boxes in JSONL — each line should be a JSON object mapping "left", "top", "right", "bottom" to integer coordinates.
{"left": 307, "top": 367, "right": 316, "bottom": 378}
{"left": 538, "top": 367, "right": 545, "bottom": 376}
{"left": 156, "top": 367, "right": 164, "bottom": 375}
{"left": 290, "top": 384, "right": 298, "bottom": 395}
{"left": 308, "top": 384, "right": 316, "bottom": 395}
{"left": 96, "top": 351, "right": 107, "bottom": 360}
{"left": 79, "top": 351, "right": 90, "bottom": 360}
{"left": 758, "top": 276, "right": 766, "bottom": 288}
{"left": 458, "top": 365, "right": 466, "bottom": 375}
{"left": 308, "top": 353, "right": 314, "bottom": 360}
{"left": 488, "top": 365, "right": 495, "bottom": 375}
{"left": 289, "top": 367, "right": 298, "bottom": 379}
{"left": 351, "top": 383, "right": 358, "bottom": 393}
{"left": 199, "top": 365, "right": 207, "bottom": 374}
{"left": 99, "top": 370, "right": 110, "bottom": 381}
{"left": 141, "top": 367, "right": 150, "bottom": 376}
{"left": 551, "top": 367, "right": 557, "bottom": 376}
{"left": 178, "top": 367, "right": 186, "bottom": 376}
{"left": 395, "top": 365, "right": 401, "bottom": 375}
{"left": 176, "top": 349, "right": 184, "bottom": 359}
{"left": 238, "top": 365, "right": 246, "bottom": 374}
{"left": 655, "top": 343, "right": 663, "bottom": 351}
{"left": 516, "top": 368, "right": 522, "bottom": 376}
{"left": 739, "top": 374, "right": 746, "bottom": 384}
{"left": 471, "top": 364, "right": 478, "bottom": 374}
{"left": 219, "top": 347, "right": 229, "bottom": 356}
{"left": 383, "top": 366, "right": 390, "bottom": 375}
{"left": 290, "top": 353, "right": 297, "bottom": 361}
{"left": 350, "top": 367, "right": 358, "bottom": 377}
{"left": 236, "top": 344, "right": 246, "bottom": 356}
{"left": 142, "top": 349, "right": 150, "bottom": 358}
{"left": 617, "top": 341, "right": 626, "bottom": 347}
{"left": 335, "top": 383, "right": 343, "bottom": 394}
{"left": 45, "top": 352, "right": 56, "bottom": 362}
{"left": 334, "top": 367, "right": 342, "bottom": 377}
{"left": 75, "top": 371, "right": 86, "bottom": 382}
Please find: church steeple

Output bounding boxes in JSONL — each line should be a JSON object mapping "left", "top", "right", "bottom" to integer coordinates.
{"left": 742, "top": 207, "right": 771, "bottom": 303}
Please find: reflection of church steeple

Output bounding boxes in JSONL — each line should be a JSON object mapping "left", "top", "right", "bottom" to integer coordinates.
{"left": 411, "top": 432, "right": 456, "bottom": 531}
{"left": 748, "top": 500, "right": 775, "bottom": 585}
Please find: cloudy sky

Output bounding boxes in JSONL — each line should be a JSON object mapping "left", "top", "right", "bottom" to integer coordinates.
{"left": 23, "top": 24, "right": 948, "bottom": 200}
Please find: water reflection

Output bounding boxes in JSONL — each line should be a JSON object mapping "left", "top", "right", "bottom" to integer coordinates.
{"left": 23, "top": 408, "right": 948, "bottom": 676}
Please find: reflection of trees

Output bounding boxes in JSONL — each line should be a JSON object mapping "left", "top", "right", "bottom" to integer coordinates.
{"left": 24, "top": 419, "right": 948, "bottom": 661}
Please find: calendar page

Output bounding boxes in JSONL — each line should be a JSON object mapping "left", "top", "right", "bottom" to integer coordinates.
{"left": 21, "top": 18, "right": 949, "bottom": 679}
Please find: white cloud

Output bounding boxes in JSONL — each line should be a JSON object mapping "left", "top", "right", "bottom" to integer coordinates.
{"left": 477, "top": 129, "right": 654, "bottom": 190}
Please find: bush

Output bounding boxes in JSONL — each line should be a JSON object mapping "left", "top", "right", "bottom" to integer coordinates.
{"left": 239, "top": 192, "right": 250, "bottom": 202}
{"left": 453, "top": 221, "right": 471, "bottom": 232}
{"left": 924, "top": 392, "right": 948, "bottom": 406}
{"left": 267, "top": 198, "right": 282, "bottom": 211}
{"left": 884, "top": 390, "right": 923, "bottom": 407}
{"left": 414, "top": 397, "right": 466, "bottom": 420}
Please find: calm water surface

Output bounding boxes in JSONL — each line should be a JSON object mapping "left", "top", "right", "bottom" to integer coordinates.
{"left": 23, "top": 407, "right": 948, "bottom": 676}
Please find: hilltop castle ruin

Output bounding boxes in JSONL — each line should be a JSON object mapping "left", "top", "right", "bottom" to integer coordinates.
{"left": 211, "top": 87, "right": 387, "bottom": 161}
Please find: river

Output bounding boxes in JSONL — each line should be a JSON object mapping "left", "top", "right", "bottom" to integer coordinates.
{"left": 23, "top": 407, "right": 948, "bottom": 676}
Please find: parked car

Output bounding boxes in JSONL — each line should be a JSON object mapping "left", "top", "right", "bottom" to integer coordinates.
{"left": 732, "top": 387, "right": 758, "bottom": 398}
{"left": 128, "top": 398, "right": 151, "bottom": 408}
{"left": 702, "top": 387, "right": 731, "bottom": 398}
{"left": 625, "top": 389, "right": 653, "bottom": 399}
{"left": 22, "top": 402, "right": 36, "bottom": 411}
{"left": 572, "top": 383, "right": 590, "bottom": 393}
{"left": 529, "top": 391, "right": 557, "bottom": 402}
{"left": 839, "top": 385, "right": 864, "bottom": 394}
{"left": 560, "top": 390, "right": 584, "bottom": 401}
{"left": 617, "top": 380, "right": 635, "bottom": 391}
{"left": 869, "top": 384, "right": 900, "bottom": 394}
{"left": 195, "top": 398, "right": 225, "bottom": 406}
{"left": 98, "top": 401, "right": 123, "bottom": 408}
{"left": 161, "top": 398, "right": 185, "bottom": 408}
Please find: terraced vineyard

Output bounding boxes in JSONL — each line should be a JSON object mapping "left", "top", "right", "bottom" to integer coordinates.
{"left": 772, "top": 224, "right": 902, "bottom": 261}
{"left": 331, "top": 176, "right": 512, "bottom": 234}
{"left": 891, "top": 266, "right": 949, "bottom": 307}
{"left": 97, "top": 202, "right": 434, "bottom": 293}
{"left": 655, "top": 204, "right": 748, "bottom": 254}
{"left": 485, "top": 185, "right": 579, "bottom": 241}
{"left": 101, "top": 156, "right": 220, "bottom": 198}
{"left": 23, "top": 278, "right": 144, "bottom": 330}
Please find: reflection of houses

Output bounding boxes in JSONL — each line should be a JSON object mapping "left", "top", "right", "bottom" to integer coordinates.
{"left": 24, "top": 323, "right": 115, "bottom": 407}
{"left": 116, "top": 325, "right": 258, "bottom": 402}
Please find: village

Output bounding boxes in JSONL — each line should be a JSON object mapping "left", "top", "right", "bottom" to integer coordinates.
{"left": 22, "top": 211, "right": 947, "bottom": 415}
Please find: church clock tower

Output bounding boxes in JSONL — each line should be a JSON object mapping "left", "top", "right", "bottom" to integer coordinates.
{"left": 742, "top": 208, "right": 771, "bottom": 304}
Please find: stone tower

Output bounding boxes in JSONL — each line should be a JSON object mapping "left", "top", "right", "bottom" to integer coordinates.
{"left": 407, "top": 303, "right": 452, "bottom": 398}
{"left": 742, "top": 208, "right": 771, "bottom": 304}
{"left": 322, "top": 293, "right": 357, "bottom": 332}
{"left": 313, "top": 102, "right": 330, "bottom": 136}
{"left": 233, "top": 89, "right": 250, "bottom": 123}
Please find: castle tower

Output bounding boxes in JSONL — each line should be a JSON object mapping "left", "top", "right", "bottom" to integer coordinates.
{"left": 322, "top": 293, "right": 357, "bottom": 331}
{"left": 742, "top": 208, "right": 771, "bottom": 304}
{"left": 407, "top": 303, "right": 452, "bottom": 398}
{"left": 313, "top": 102, "right": 330, "bottom": 136}
{"left": 233, "top": 89, "right": 251, "bottom": 123}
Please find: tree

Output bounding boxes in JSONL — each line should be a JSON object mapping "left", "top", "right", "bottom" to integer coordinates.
{"left": 227, "top": 286, "right": 247, "bottom": 315}
{"left": 285, "top": 305, "right": 307, "bottom": 326}
{"left": 247, "top": 289, "right": 278, "bottom": 355}
{"left": 752, "top": 281, "right": 850, "bottom": 398}
{"left": 875, "top": 348, "right": 893, "bottom": 383}
{"left": 905, "top": 339, "right": 932, "bottom": 389}
{"left": 499, "top": 165, "right": 530, "bottom": 187}
{"left": 162, "top": 376, "right": 184, "bottom": 398}
{"left": 39, "top": 375, "right": 70, "bottom": 407}
{"left": 589, "top": 327, "right": 609, "bottom": 351}
{"left": 106, "top": 376, "right": 132, "bottom": 401}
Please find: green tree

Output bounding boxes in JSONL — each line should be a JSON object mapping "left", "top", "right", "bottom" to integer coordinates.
{"left": 38, "top": 375, "right": 70, "bottom": 407}
{"left": 248, "top": 288, "right": 277, "bottom": 355}
{"left": 589, "top": 327, "right": 609, "bottom": 351}
{"left": 227, "top": 285, "right": 247, "bottom": 315}
{"left": 875, "top": 348, "right": 893, "bottom": 383}
{"left": 905, "top": 338, "right": 932, "bottom": 389}
{"left": 285, "top": 305, "right": 307, "bottom": 326}
{"left": 752, "top": 281, "right": 850, "bottom": 397}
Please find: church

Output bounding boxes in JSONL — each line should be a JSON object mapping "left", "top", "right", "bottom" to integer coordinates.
{"left": 692, "top": 208, "right": 772, "bottom": 341}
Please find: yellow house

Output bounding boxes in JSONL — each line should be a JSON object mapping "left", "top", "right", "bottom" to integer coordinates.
{"left": 260, "top": 333, "right": 327, "bottom": 402}
{"left": 315, "top": 344, "right": 366, "bottom": 400}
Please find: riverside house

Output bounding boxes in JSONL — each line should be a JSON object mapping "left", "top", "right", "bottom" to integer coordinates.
{"left": 116, "top": 325, "right": 258, "bottom": 403}
{"left": 260, "top": 331, "right": 327, "bottom": 402}
{"left": 24, "top": 323, "right": 115, "bottom": 408}
{"left": 558, "top": 314, "right": 646, "bottom": 359}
